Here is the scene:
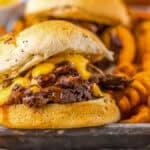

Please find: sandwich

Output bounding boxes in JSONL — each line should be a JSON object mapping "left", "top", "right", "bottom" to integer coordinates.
{"left": 13, "top": 0, "right": 130, "bottom": 34}
{"left": 0, "top": 20, "right": 130, "bottom": 129}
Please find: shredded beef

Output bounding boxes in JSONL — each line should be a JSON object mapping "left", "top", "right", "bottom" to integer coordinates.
{"left": 36, "top": 73, "right": 56, "bottom": 87}
{"left": 7, "top": 63, "right": 131, "bottom": 107}
{"left": 54, "top": 63, "right": 78, "bottom": 76}
{"left": 36, "top": 64, "right": 78, "bottom": 88}
{"left": 55, "top": 76, "right": 82, "bottom": 88}
{"left": 7, "top": 83, "right": 93, "bottom": 107}
{"left": 61, "top": 85, "right": 93, "bottom": 103}
{"left": 22, "top": 90, "right": 50, "bottom": 107}
{"left": 90, "top": 73, "right": 132, "bottom": 90}
{"left": 7, "top": 84, "right": 25, "bottom": 105}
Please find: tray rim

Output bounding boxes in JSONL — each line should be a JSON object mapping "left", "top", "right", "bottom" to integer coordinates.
{"left": 0, "top": 123, "right": 149, "bottom": 136}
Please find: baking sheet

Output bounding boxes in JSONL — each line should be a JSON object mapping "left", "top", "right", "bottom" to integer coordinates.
{"left": 0, "top": 124, "right": 149, "bottom": 149}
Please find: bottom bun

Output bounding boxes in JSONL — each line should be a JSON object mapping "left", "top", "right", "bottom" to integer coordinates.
{"left": 0, "top": 97, "right": 120, "bottom": 129}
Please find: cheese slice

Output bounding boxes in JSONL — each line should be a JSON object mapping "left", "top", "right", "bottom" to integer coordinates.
{"left": 32, "top": 63, "right": 55, "bottom": 78}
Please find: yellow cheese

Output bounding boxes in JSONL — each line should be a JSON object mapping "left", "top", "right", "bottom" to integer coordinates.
{"left": 30, "top": 86, "right": 40, "bottom": 93}
{"left": 0, "top": 77, "right": 30, "bottom": 106}
{"left": 12, "top": 77, "right": 30, "bottom": 87}
{"left": 92, "top": 83, "right": 103, "bottom": 97}
{"left": 49, "top": 54, "right": 91, "bottom": 80}
{"left": 31, "top": 54, "right": 91, "bottom": 80}
{"left": 32, "top": 63, "right": 55, "bottom": 78}
{"left": 0, "top": 87, "right": 11, "bottom": 105}
{"left": 67, "top": 55, "right": 91, "bottom": 80}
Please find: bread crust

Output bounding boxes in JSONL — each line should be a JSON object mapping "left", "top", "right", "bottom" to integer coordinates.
{"left": 0, "top": 20, "right": 112, "bottom": 82}
{"left": 25, "top": 0, "right": 130, "bottom": 26}
{"left": 0, "top": 98, "right": 120, "bottom": 129}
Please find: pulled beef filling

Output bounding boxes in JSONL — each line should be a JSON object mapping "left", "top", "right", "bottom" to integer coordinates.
{"left": 90, "top": 73, "right": 132, "bottom": 90}
{"left": 7, "top": 64, "right": 94, "bottom": 107}
{"left": 7, "top": 63, "right": 131, "bottom": 107}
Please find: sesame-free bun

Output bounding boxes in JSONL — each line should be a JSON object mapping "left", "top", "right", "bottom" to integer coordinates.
{"left": 0, "top": 97, "right": 120, "bottom": 129}
{"left": 25, "top": 0, "right": 130, "bottom": 26}
{"left": 0, "top": 20, "right": 112, "bottom": 82}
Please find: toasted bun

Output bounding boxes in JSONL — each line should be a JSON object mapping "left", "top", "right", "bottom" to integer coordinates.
{"left": 0, "top": 20, "right": 112, "bottom": 82}
{"left": 0, "top": 97, "right": 120, "bottom": 129}
{"left": 25, "top": 0, "right": 130, "bottom": 26}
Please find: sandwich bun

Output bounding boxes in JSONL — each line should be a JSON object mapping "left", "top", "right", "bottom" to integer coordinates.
{"left": 0, "top": 97, "right": 120, "bottom": 129}
{"left": 0, "top": 20, "right": 112, "bottom": 82}
{"left": 25, "top": 0, "right": 130, "bottom": 26}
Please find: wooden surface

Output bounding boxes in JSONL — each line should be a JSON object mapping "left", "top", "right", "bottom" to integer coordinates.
{"left": 0, "top": 124, "right": 149, "bottom": 149}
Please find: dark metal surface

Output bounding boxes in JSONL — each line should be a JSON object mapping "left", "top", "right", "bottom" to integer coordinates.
{"left": 0, "top": 124, "right": 149, "bottom": 149}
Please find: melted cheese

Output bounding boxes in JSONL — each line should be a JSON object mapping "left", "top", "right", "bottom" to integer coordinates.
{"left": 31, "top": 54, "right": 91, "bottom": 80}
{"left": 0, "top": 78, "right": 29, "bottom": 105}
{"left": 30, "top": 86, "right": 40, "bottom": 93}
{"left": 92, "top": 83, "right": 103, "bottom": 97}
{"left": 67, "top": 55, "right": 91, "bottom": 80}
{"left": 32, "top": 63, "right": 55, "bottom": 78}
{"left": 12, "top": 78, "right": 30, "bottom": 87}
{"left": 49, "top": 54, "right": 91, "bottom": 80}
{"left": 0, "top": 88, "right": 10, "bottom": 105}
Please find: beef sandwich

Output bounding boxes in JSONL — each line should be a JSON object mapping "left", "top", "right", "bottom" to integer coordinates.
{"left": 25, "top": 0, "right": 130, "bottom": 33}
{"left": 0, "top": 20, "right": 131, "bottom": 129}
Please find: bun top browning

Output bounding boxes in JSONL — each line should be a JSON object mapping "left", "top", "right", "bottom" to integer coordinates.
{"left": 0, "top": 20, "right": 112, "bottom": 82}
{"left": 25, "top": 0, "right": 130, "bottom": 26}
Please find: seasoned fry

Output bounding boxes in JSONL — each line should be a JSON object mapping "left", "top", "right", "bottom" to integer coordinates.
{"left": 115, "top": 26, "right": 136, "bottom": 66}
{"left": 118, "top": 21, "right": 150, "bottom": 122}
{"left": 114, "top": 26, "right": 137, "bottom": 77}
{"left": 121, "top": 105, "right": 150, "bottom": 123}
{"left": 102, "top": 25, "right": 137, "bottom": 77}
{"left": 136, "top": 21, "right": 150, "bottom": 71}
{"left": 148, "top": 96, "right": 150, "bottom": 107}
{"left": 115, "top": 63, "right": 137, "bottom": 78}
{"left": 116, "top": 72, "right": 150, "bottom": 116}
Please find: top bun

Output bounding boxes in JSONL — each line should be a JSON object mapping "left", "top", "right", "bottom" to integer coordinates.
{"left": 0, "top": 20, "right": 112, "bottom": 82}
{"left": 25, "top": 0, "right": 130, "bottom": 26}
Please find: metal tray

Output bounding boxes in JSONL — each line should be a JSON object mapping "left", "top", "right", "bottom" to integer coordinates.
{"left": 0, "top": 124, "right": 149, "bottom": 149}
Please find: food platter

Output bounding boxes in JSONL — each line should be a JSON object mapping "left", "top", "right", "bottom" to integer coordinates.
{"left": 0, "top": 124, "right": 149, "bottom": 149}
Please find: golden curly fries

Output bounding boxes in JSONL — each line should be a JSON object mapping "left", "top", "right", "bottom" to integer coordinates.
{"left": 102, "top": 25, "right": 137, "bottom": 77}
{"left": 115, "top": 72, "right": 150, "bottom": 118}
{"left": 136, "top": 21, "right": 150, "bottom": 71}
{"left": 114, "top": 26, "right": 137, "bottom": 77}
{"left": 121, "top": 105, "right": 150, "bottom": 123}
